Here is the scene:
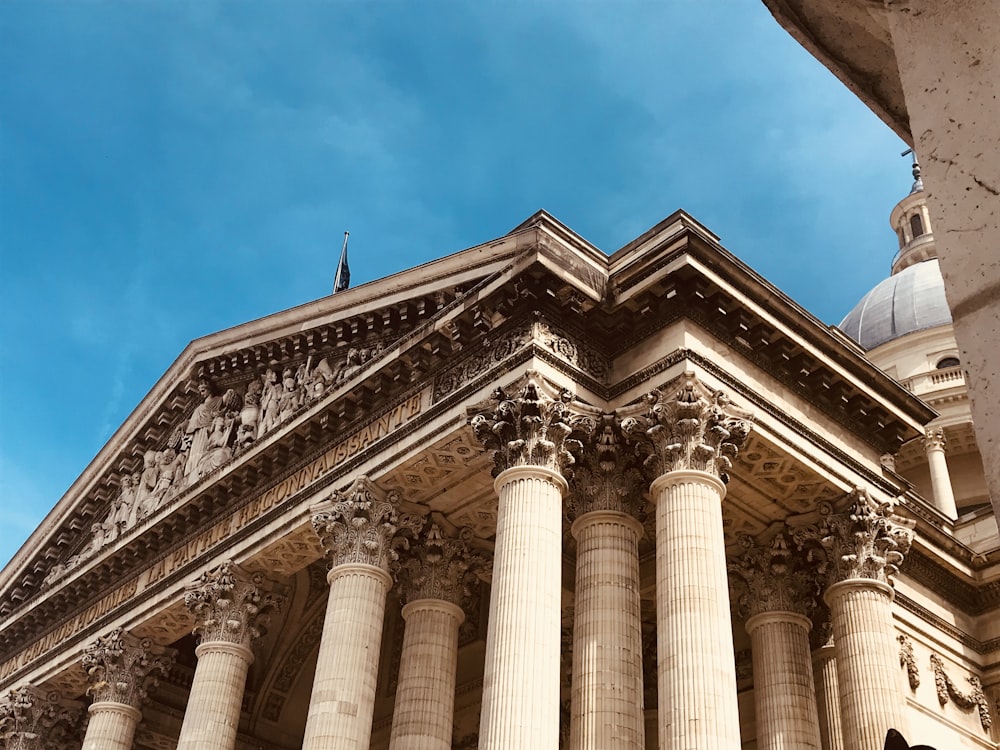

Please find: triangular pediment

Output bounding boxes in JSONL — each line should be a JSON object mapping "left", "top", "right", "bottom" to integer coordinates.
{"left": 1, "top": 209, "right": 937, "bottom": 671}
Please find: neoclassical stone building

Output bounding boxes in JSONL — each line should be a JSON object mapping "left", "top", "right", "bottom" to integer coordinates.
{"left": 1, "top": 181, "right": 997, "bottom": 750}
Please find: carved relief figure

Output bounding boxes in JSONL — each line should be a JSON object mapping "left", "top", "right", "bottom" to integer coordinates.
{"left": 275, "top": 368, "right": 304, "bottom": 424}
{"left": 257, "top": 368, "right": 281, "bottom": 438}
{"left": 238, "top": 381, "right": 262, "bottom": 447}
{"left": 194, "top": 416, "right": 234, "bottom": 478}
{"left": 183, "top": 379, "right": 225, "bottom": 478}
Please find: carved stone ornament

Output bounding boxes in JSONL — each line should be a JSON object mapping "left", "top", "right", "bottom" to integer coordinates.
{"left": 468, "top": 371, "right": 583, "bottom": 478}
{"left": 619, "top": 371, "right": 752, "bottom": 483}
{"left": 792, "top": 488, "right": 915, "bottom": 587}
{"left": 898, "top": 634, "right": 920, "bottom": 690}
{"left": 924, "top": 428, "right": 947, "bottom": 452}
{"left": 81, "top": 628, "right": 176, "bottom": 708}
{"left": 184, "top": 561, "right": 283, "bottom": 648}
{"left": 0, "top": 685, "right": 82, "bottom": 750}
{"left": 395, "top": 522, "right": 490, "bottom": 607}
{"left": 310, "top": 475, "right": 424, "bottom": 573}
{"left": 728, "top": 532, "right": 819, "bottom": 620}
{"left": 929, "top": 653, "right": 993, "bottom": 731}
{"left": 566, "top": 412, "right": 646, "bottom": 520}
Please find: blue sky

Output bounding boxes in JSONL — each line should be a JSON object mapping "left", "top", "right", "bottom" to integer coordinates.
{"left": 0, "top": 1, "right": 909, "bottom": 569}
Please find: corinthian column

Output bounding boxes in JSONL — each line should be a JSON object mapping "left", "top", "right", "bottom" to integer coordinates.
{"left": 795, "top": 490, "right": 915, "bottom": 750}
{"left": 621, "top": 372, "right": 752, "bottom": 750}
{"left": 923, "top": 429, "right": 958, "bottom": 519}
{"left": 469, "top": 373, "right": 580, "bottom": 749}
{"left": 304, "top": 476, "right": 423, "bottom": 750}
{"left": 729, "top": 533, "right": 821, "bottom": 750}
{"left": 566, "top": 414, "right": 646, "bottom": 750}
{"left": 811, "top": 614, "right": 845, "bottom": 750}
{"left": 389, "top": 522, "right": 488, "bottom": 750}
{"left": 0, "top": 686, "right": 82, "bottom": 750}
{"left": 82, "top": 628, "right": 175, "bottom": 750}
{"left": 177, "top": 561, "right": 282, "bottom": 750}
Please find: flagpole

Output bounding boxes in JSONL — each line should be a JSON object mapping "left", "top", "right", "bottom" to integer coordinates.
{"left": 333, "top": 231, "right": 349, "bottom": 294}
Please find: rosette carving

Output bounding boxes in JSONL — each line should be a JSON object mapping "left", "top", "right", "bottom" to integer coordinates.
{"left": 620, "top": 372, "right": 752, "bottom": 483}
{"left": 0, "top": 686, "right": 82, "bottom": 750}
{"left": 395, "top": 522, "right": 490, "bottom": 607}
{"left": 792, "top": 488, "right": 914, "bottom": 587}
{"left": 468, "top": 372, "right": 582, "bottom": 477}
{"left": 82, "top": 629, "right": 175, "bottom": 708}
{"left": 310, "top": 475, "right": 424, "bottom": 573}
{"left": 728, "top": 532, "right": 819, "bottom": 619}
{"left": 184, "top": 561, "right": 283, "bottom": 648}
{"left": 566, "top": 413, "right": 646, "bottom": 519}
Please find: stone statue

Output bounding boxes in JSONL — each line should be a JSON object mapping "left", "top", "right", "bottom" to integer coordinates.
{"left": 183, "top": 379, "right": 225, "bottom": 479}
{"left": 237, "top": 382, "right": 262, "bottom": 448}
{"left": 194, "top": 416, "right": 234, "bottom": 478}
{"left": 275, "top": 368, "right": 304, "bottom": 424}
{"left": 257, "top": 368, "right": 281, "bottom": 438}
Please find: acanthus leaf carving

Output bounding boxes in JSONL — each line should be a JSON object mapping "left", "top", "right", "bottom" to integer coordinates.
{"left": 310, "top": 476, "right": 424, "bottom": 573}
{"left": 0, "top": 686, "right": 82, "bottom": 750}
{"left": 81, "top": 628, "right": 176, "bottom": 708}
{"left": 395, "top": 522, "right": 491, "bottom": 608}
{"left": 619, "top": 371, "right": 752, "bottom": 483}
{"left": 792, "top": 488, "right": 915, "bottom": 588}
{"left": 184, "top": 561, "right": 284, "bottom": 648}
{"left": 468, "top": 371, "right": 583, "bottom": 478}
{"left": 728, "top": 531, "right": 819, "bottom": 620}
{"left": 566, "top": 412, "right": 646, "bottom": 519}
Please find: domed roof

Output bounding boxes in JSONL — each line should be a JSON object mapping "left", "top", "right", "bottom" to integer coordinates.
{"left": 839, "top": 258, "right": 952, "bottom": 350}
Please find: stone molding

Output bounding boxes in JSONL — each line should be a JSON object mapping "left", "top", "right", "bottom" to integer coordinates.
{"left": 310, "top": 475, "right": 423, "bottom": 573}
{"left": 468, "top": 371, "right": 582, "bottom": 477}
{"left": 566, "top": 412, "right": 646, "bottom": 520}
{"left": 729, "top": 532, "right": 818, "bottom": 620}
{"left": 184, "top": 561, "right": 283, "bottom": 649}
{"left": 619, "top": 371, "right": 752, "bottom": 483}
{"left": 395, "top": 522, "right": 490, "bottom": 608}
{"left": 81, "top": 628, "right": 175, "bottom": 708}
{"left": 0, "top": 685, "right": 82, "bottom": 750}
{"left": 792, "top": 488, "right": 915, "bottom": 587}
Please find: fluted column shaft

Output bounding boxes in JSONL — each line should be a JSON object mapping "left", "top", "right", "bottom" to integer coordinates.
{"left": 176, "top": 642, "right": 253, "bottom": 750}
{"left": 925, "top": 439, "right": 958, "bottom": 519}
{"left": 651, "top": 470, "right": 740, "bottom": 750}
{"left": 388, "top": 599, "right": 465, "bottom": 750}
{"left": 746, "top": 612, "right": 821, "bottom": 750}
{"left": 813, "top": 644, "right": 845, "bottom": 750}
{"left": 83, "top": 702, "right": 141, "bottom": 750}
{"left": 568, "top": 510, "right": 645, "bottom": 750}
{"left": 825, "top": 579, "right": 906, "bottom": 750}
{"left": 478, "top": 465, "right": 565, "bottom": 749}
{"left": 303, "top": 563, "right": 392, "bottom": 750}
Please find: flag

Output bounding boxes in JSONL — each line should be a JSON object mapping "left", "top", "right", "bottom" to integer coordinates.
{"left": 334, "top": 232, "right": 351, "bottom": 294}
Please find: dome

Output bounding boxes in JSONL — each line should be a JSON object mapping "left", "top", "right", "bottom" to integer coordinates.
{"left": 839, "top": 258, "right": 952, "bottom": 350}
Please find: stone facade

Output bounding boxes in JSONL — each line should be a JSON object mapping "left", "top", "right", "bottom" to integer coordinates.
{"left": 0, "top": 207, "right": 996, "bottom": 750}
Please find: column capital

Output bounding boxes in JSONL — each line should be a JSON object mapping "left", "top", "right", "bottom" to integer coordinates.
{"left": 792, "top": 488, "right": 915, "bottom": 588}
{"left": 620, "top": 371, "right": 752, "bottom": 483}
{"left": 82, "top": 628, "right": 176, "bottom": 709}
{"left": 395, "top": 521, "right": 489, "bottom": 608}
{"left": 468, "top": 371, "right": 583, "bottom": 478}
{"left": 566, "top": 412, "right": 646, "bottom": 520}
{"left": 311, "top": 475, "right": 424, "bottom": 574}
{"left": 924, "top": 427, "right": 947, "bottom": 452}
{"left": 0, "top": 686, "right": 82, "bottom": 750}
{"left": 729, "top": 532, "right": 819, "bottom": 621}
{"left": 184, "top": 560, "right": 283, "bottom": 649}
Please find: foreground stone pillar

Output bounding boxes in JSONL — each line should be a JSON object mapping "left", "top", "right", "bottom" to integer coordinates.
{"left": 622, "top": 372, "right": 752, "bottom": 750}
{"left": 82, "top": 628, "right": 175, "bottom": 750}
{"left": 304, "top": 477, "right": 422, "bottom": 750}
{"left": 389, "top": 523, "right": 487, "bottom": 750}
{"left": 0, "top": 685, "right": 82, "bottom": 750}
{"left": 567, "top": 414, "right": 646, "bottom": 750}
{"left": 177, "top": 561, "right": 282, "bottom": 750}
{"left": 730, "top": 534, "right": 821, "bottom": 750}
{"left": 470, "top": 374, "right": 578, "bottom": 749}
{"left": 924, "top": 429, "right": 958, "bottom": 519}
{"left": 797, "top": 490, "right": 914, "bottom": 750}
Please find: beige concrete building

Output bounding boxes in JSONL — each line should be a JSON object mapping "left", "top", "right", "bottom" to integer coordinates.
{"left": 1, "top": 184, "right": 997, "bottom": 750}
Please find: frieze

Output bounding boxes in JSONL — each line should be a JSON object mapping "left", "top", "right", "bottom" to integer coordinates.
{"left": 929, "top": 653, "right": 992, "bottom": 731}
{"left": 433, "top": 323, "right": 531, "bottom": 402}
{"left": 534, "top": 320, "right": 608, "bottom": 380}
